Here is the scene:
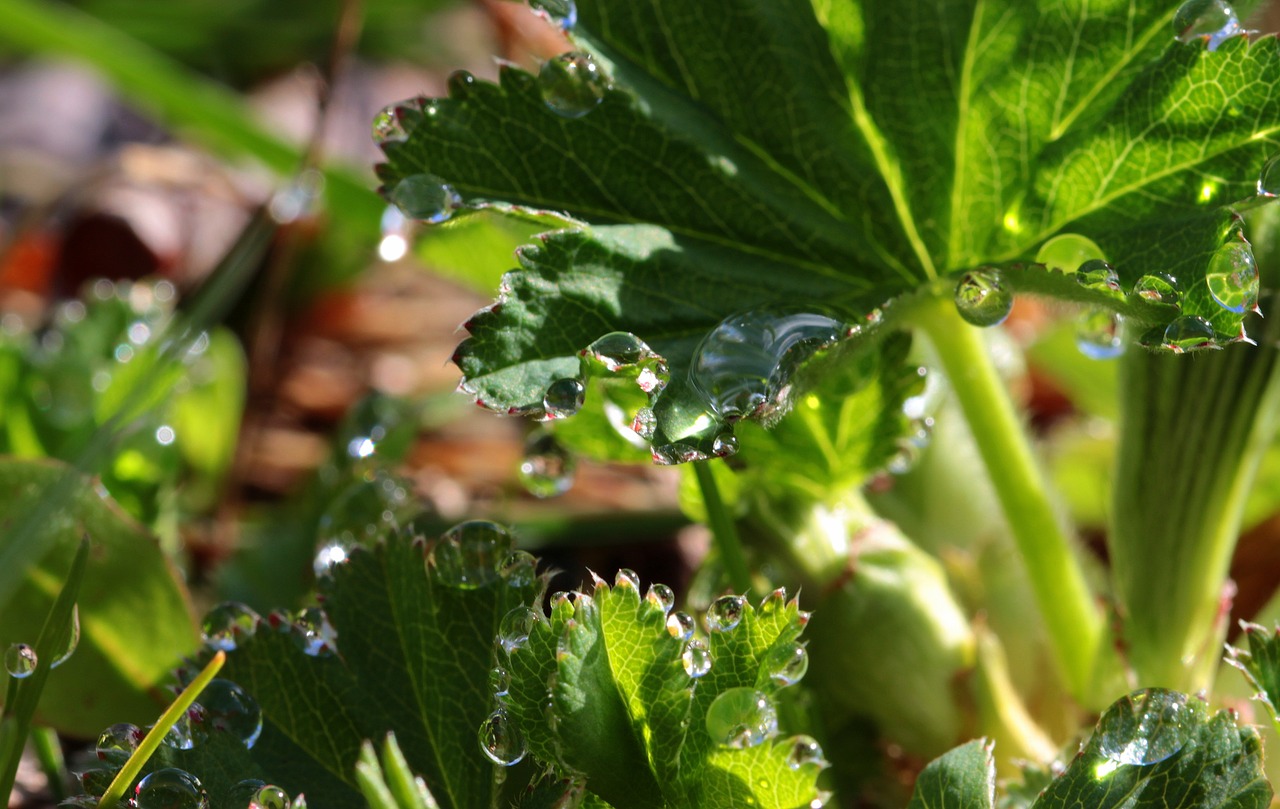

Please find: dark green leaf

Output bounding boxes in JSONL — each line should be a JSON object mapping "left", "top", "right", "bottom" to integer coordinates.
{"left": 905, "top": 739, "right": 994, "bottom": 809}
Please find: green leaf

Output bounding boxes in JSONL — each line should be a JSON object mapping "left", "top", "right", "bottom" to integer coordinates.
{"left": 502, "top": 575, "right": 824, "bottom": 809}
{"left": 1226, "top": 622, "right": 1280, "bottom": 730}
{"left": 377, "top": 0, "right": 1278, "bottom": 460}
{"left": 904, "top": 739, "right": 994, "bottom": 809}
{"left": 171, "top": 522, "right": 544, "bottom": 809}
{"left": 0, "top": 459, "right": 197, "bottom": 735}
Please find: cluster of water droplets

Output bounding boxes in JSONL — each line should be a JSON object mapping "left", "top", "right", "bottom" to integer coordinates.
{"left": 1174, "top": 0, "right": 1242, "bottom": 50}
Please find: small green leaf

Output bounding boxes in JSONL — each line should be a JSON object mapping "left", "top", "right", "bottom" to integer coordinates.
{"left": 904, "top": 739, "right": 994, "bottom": 809}
{"left": 1227, "top": 622, "right": 1280, "bottom": 729}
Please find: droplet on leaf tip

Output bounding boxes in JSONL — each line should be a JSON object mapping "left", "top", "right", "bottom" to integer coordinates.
{"left": 706, "top": 595, "right": 746, "bottom": 632}
{"left": 953, "top": 269, "right": 1013, "bottom": 327}
{"left": 478, "top": 709, "right": 526, "bottom": 766}
{"left": 681, "top": 639, "right": 712, "bottom": 678}
{"left": 1174, "top": 0, "right": 1240, "bottom": 49}
{"left": 542, "top": 377, "right": 585, "bottom": 419}
{"left": 1205, "top": 240, "right": 1259, "bottom": 314}
{"left": 388, "top": 173, "right": 460, "bottom": 224}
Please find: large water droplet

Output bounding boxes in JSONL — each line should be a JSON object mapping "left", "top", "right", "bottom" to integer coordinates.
{"left": 1130, "top": 273, "right": 1181, "bottom": 306}
{"left": 1175, "top": 0, "right": 1240, "bottom": 49}
{"left": 954, "top": 270, "right": 1013, "bottom": 327}
{"left": 250, "top": 785, "right": 290, "bottom": 809}
{"left": 1075, "top": 310, "right": 1124, "bottom": 360}
{"left": 498, "top": 607, "right": 540, "bottom": 655}
{"left": 706, "top": 595, "right": 746, "bottom": 632}
{"left": 786, "top": 735, "right": 829, "bottom": 770}
{"left": 230, "top": 780, "right": 267, "bottom": 809}
{"left": 389, "top": 173, "right": 460, "bottom": 224}
{"left": 1096, "top": 688, "right": 1204, "bottom": 766}
{"left": 96, "top": 723, "right": 142, "bottom": 765}
{"left": 201, "top": 602, "right": 260, "bottom": 652}
{"left": 478, "top": 709, "right": 527, "bottom": 766}
{"left": 682, "top": 639, "right": 712, "bottom": 678}
{"left": 1163, "top": 315, "right": 1218, "bottom": 352}
{"left": 500, "top": 550, "right": 538, "bottom": 588}
{"left": 645, "top": 583, "right": 675, "bottom": 614}
{"left": 690, "top": 310, "right": 843, "bottom": 422}
{"left": 135, "top": 769, "right": 209, "bottom": 809}
{"left": 5, "top": 643, "right": 36, "bottom": 678}
{"left": 292, "top": 608, "right": 338, "bottom": 657}
{"left": 762, "top": 643, "right": 809, "bottom": 688}
{"left": 519, "top": 432, "right": 576, "bottom": 498}
{"left": 1259, "top": 155, "right": 1280, "bottom": 198}
{"left": 433, "top": 521, "right": 513, "bottom": 589}
{"left": 705, "top": 688, "right": 779, "bottom": 749}
{"left": 1035, "top": 233, "right": 1106, "bottom": 273}
{"left": 197, "top": 678, "right": 263, "bottom": 748}
{"left": 1076, "top": 260, "right": 1124, "bottom": 301}
{"left": 539, "top": 52, "right": 609, "bottom": 118}
{"left": 542, "top": 378, "right": 585, "bottom": 420}
{"left": 529, "top": 0, "right": 577, "bottom": 29}
{"left": 666, "top": 611, "right": 695, "bottom": 641}
{"left": 1205, "top": 240, "right": 1259, "bottom": 314}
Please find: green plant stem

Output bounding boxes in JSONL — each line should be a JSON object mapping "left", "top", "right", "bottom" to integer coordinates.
{"left": 694, "top": 461, "right": 754, "bottom": 595}
{"left": 30, "top": 727, "right": 68, "bottom": 801}
{"left": 97, "top": 651, "right": 226, "bottom": 809}
{"left": 914, "top": 296, "right": 1101, "bottom": 701}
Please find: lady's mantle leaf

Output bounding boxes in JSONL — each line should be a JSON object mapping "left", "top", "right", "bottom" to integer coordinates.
{"left": 501, "top": 574, "right": 824, "bottom": 809}
{"left": 1227, "top": 621, "right": 1280, "bottom": 725}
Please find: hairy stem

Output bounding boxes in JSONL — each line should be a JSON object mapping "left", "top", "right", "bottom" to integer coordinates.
{"left": 914, "top": 296, "right": 1102, "bottom": 701}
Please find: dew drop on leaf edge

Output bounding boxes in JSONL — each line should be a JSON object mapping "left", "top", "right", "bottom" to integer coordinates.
{"left": 786, "top": 735, "right": 828, "bottom": 770}
{"left": 135, "top": 768, "right": 208, "bottom": 809}
{"left": 539, "top": 51, "right": 609, "bottom": 119}
{"left": 1175, "top": 0, "right": 1240, "bottom": 49}
{"left": 953, "top": 269, "right": 1013, "bottom": 327}
{"left": 251, "top": 784, "right": 290, "bottom": 809}
{"left": 197, "top": 678, "right": 263, "bottom": 749}
{"left": 1205, "top": 240, "right": 1259, "bottom": 314}
{"left": 763, "top": 643, "right": 809, "bottom": 687}
{"left": 682, "top": 639, "right": 712, "bottom": 678}
{"left": 4, "top": 642, "right": 36, "bottom": 678}
{"left": 1095, "top": 688, "right": 1203, "bottom": 766}
{"left": 1131, "top": 273, "right": 1181, "bottom": 306}
{"left": 529, "top": 0, "right": 576, "bottom": 29}
{"left": 542, "top": 377, "right": 585, "bottom": 419}
{"left": 1163, "top": 315, "right": 1217, "bottom": 351}
{"left": 706, "top": 595, "right": 746, "bottom": 632}
{"left": 96, "top": 723, "right": 143, "bottom": 765}
{"left": 388, "top": 173, "right": 460, "bottom": 224}
{"left": 1260, "top": 155, "right": 1280, "bottom": 197}
{"left": 666, "top": 611, "right": 695, "bottom": 641}
{"left": 201, "top": 602, "right": 260, "bottom": 653}
{"left": 478, "top": 709, "right": 527, "bottom": 766}
{"left": 434, "top": 520, "right": 514, "bottom": 589}
{"left": 1075, "top": 259, "right": 1124, "bottom": 301}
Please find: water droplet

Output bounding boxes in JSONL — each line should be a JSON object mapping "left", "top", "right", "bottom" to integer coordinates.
{"left": 646, "top": 583, "right": 675, "bottom": 614}
{"left": 1205, "top": 240, "right": 1259, "bottom": 314}
{"left": 666, "top": 611, "right": 695, "bottom": 641}
{"left": 250, "top": 785, "right": 290, "bottom": 809}
{"left": 500, "top": 550, "right": 538, "bottom": 588}
{"left": 160, "top": 708, "right": 208, "bottom": 750}
{"left": 312, "top": 540, "right": 352, "bottom": 580}
{"left": 631, "top": 408, "right": 657, "bottom": 440}
{"left": 682, "top": 639, "right": 712, "bottom": 678}
{"left": 433, "top": 521, "right": 513, "bottom": 588}
{"left": 1035, "top": 233, "right": 1106, "bottom": 273}
{"left": 5, "top": 643, "right": 36, "bottom": 678}
{"left": 762, "top": 643, "right": 808, "bottom": 687}
{"left": 704, "top": 687, "right": 779, "bottom": 749}
{"left": 1175, "top": 0, "right": 1240, "bottom": 49}
{"left": 580, "top": 332, "right": 670, "bottom": 393}
{"left": 135, "top": 769, "right": 208, "bottom": 809}
{"left": 519, "top": 432, "right": 576, "bottom": 498}
{"left": 49, "top": 605, "right": 79, "bottom": 668}
{"left": 292, "top": 608, "right": 338, "bottom": 657}
{"left": 490, "top": 666, "right": 511, "bottom": 698}
{"left": 478, "top": 709, "right": 527, "bottom": 766}
{"left": 201, "top": 602, "right": 260, "bottom": 652}
{"left": 316, "top": 474, "right": 411, "bottom": 553}
{"left": 706, "top": 595, "right": 746, "bottom": 632}
{"left": 498, "top": 606, "right": 540, "bottom": 655}
{"left": 389, "top": 173, "right": 460, "bottom": 224}
{"left": 1075, "top": 310, "right": 1124, "bottom": 360}
{"left": 1076, "top": 259, "right": 1124, "bottom": 301}
{"left": 954, "top": 270, "right": 1013, "bottom": 327}
{"left": 712, "top": 434, "right": 739, "bottom": 457}
{"left": 652, "top": 442, "right": 709, "bottom": 465}
{"left": 1259, "top": 155, "right": 1280, "bottom": 197}
{"left": 1163, "top": 315, "right": 1218, "bottom": 352}
{"left": 542, "top": 378, "right": 585, "bottom": 419}
{"left": 539, "top": 52, "right": 609, "bottom": 118}
{"left": 230, "top": 780, "right": 267, "bottom": 809}
{"left": 1096, "top": 688, "right": 1204, "bottom": 766}
{"left": 197, "top": 678, "right": 262, "bottom": 748}
{"left": 608, "top": 569, "right": 638, "bottom": 591}
{"left": 372, "top": 104, "right": 409, "bottom": 144}
{"left": 786, "top": 735, "right": 828, "bottom": 770}
{"left": 690, "top": 310, "right": 843, "bottom": 422}
{"left": 1131, "top": 273, "right": 1181, "bottom": 306}
{"left": 529, "top": 0, "right": 576, "bottom": 29}
{"left": 95, "top": 723, "right": 142, "bottom": 765}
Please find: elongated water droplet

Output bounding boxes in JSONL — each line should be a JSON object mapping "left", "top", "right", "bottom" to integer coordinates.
{"left": 201, "top": 602, "right": 260, "bottom": 652}
{"left": 1035, "top": 233, "right": 1105, "bottom": 273}
{"left": 389, "top": 173, "right": 460, "bottom": 224}
{"left": 706, "top": 595, "right": 746, "bottom": 632}
{"left": 96, "top": 723, "right": 143, "bottom": 764}
{"left": 1259, "top": 156, "right": 1280, "bottom": 198}
{"left": 705, "top": 688, "right": 778, "bottom": 749}
{"left": 478, "top": 709, "right": 527, "bottom": 766}
{"left": 500, "top": 551, "right": 538, "bottom": 588}
{"left": 542, "top": 378, "right": 585, "bottom": 419}
{"left": 1076, "top": 310, "right": 1124, "bottom": 360}
{"left": 490, "top": 666, "right": 511, "bottom": 699}
{"left": 539, "top": 52, "right": 608, "bottom": 118}
{"left": 292, "top": 608, "right": 338, "bottom": 657}
{"left": 135, "top": 769, "right": 208, "bottom": 809}
{"left": 5, "top": 643, "right": 36, "bottom": 678}
{"left": 1130, "top": 273, "right": 1181, "bottom": 306}
{"left": 1076, "top": 260, "right": 1124, "bottom": 301}
{"left": 47, "top": 605, "right": 79, "bottom": 668}
{"left": 646, "top": 583, "right": 675, "bottom": 614}
{"left": 762, "top": 643, "right": 809, "bottom": 688}
{"left": 691, "top": 310, "right": 843, "bottom": 422}
{"left": 682, "top": 639, "right": 712, "bottom": 678}
{"left": 250, "top": 785, "right": 290, "bottom": 809}
{"left": 1163, "top": 315, "right": 1217, "bottom": 352}
{"left": 1205, "top": 240, "right": 1259, "bottom": 313}
{"left": 530, "top": 0, "right": 576, "bottom": 29}
{"left": 198, "top": 678, "right": 263, "bottom": 749}
{"left": 1175, "top": 0, "right": 1240, "bottom": 49}
{"left": 433, "top": 521, "right": 513, "bottom": 588}
{"left": 954, "top": 270, "right": 1013, "bottom": 327}
{"left": 1096, "top": 688, "right": 1204, "bottom": 766}
{"left": 519, "top": 432, "right": 576, "bottom": 498}
{"left": 666, "top": 611, "right": 695, "bottom": 641}
{"left": 498, "top": 607, "right": 540, "bottom": 655}
{"left": 786, "top": 735, "right": 829, "bottom": 770}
